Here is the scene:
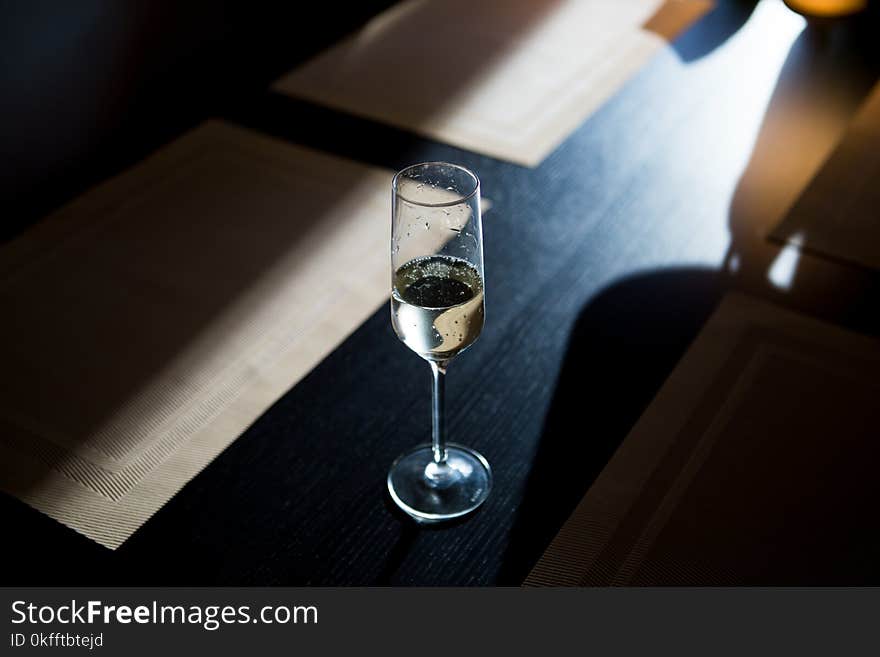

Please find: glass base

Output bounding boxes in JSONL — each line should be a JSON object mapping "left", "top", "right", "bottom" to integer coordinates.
{"left": 387, "top": 443, "right": 492, "bottom": 523}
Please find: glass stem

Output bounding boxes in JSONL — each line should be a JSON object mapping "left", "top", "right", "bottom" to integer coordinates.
{"left": 430, "top": 360, "right": 448, "bottom": 464}
{"left": 425, "top": 359, "right": 457, "bottom": 488}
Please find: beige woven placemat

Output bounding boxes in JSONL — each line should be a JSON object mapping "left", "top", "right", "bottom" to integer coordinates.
{"left": 274, "top": 0, "right": 713, "bottom": 166}
{"left": 0, "top": 121, "right": 435, "bottom": 549}
{"left": 769, "top": 81, "right": 880, "bottom": 270}
{"left": 525, "top": 293, "right": 880, "bottom": 586}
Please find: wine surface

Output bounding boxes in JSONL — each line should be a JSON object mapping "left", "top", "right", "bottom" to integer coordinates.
{"left": 391, "top": 255, "right": 484, "bottom": 361}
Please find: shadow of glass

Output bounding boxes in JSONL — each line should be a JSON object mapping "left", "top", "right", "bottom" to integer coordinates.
{"left": 496, "top": 266, "right": 726, "bottom": 584}
{"left": 498, "top": 7, "right": 880, "bottom": 585}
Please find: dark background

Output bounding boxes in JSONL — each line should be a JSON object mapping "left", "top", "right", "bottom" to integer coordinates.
{"left": 0, "top": 0, "right": 396, "bottom": 240}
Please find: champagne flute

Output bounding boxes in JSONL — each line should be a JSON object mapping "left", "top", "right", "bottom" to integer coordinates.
{"left": 388, "top": 162, "right": 492, "bottom": 522}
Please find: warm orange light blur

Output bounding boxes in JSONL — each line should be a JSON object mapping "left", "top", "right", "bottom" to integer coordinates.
{"left": 783, "top": 0, "right": 868, "bottom": 17}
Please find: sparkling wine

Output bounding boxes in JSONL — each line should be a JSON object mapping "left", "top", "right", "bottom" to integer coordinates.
{"left": 391, "top": 255, "right": 484, "bottom": 361}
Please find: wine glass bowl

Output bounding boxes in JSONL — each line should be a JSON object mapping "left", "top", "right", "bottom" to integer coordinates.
{"left": 387, "top": 162, "right": 492, "bottom": 522}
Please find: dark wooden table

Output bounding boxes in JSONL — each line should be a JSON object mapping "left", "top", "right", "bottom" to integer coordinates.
{"left": 3, "top": 0, "right": 879, "bottom": 585}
